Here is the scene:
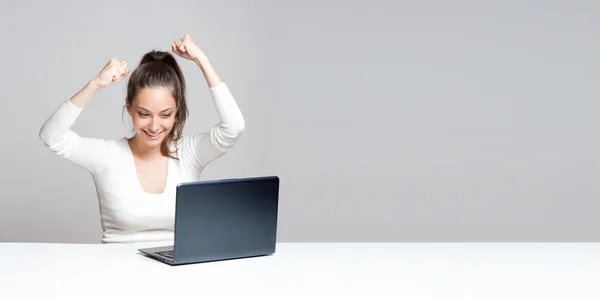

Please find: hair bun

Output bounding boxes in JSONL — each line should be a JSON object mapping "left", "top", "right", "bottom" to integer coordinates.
{"left": 138, "top": 50, "right": 177, "bottom": 69}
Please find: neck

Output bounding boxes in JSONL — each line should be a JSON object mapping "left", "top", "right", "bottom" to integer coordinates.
{"left": 128, "top": 135, "right": 163, "bottom": 160}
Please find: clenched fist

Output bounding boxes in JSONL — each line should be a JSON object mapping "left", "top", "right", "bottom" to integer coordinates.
{"left": 94, "top": 58, "right": 129, "bottom": 88}
{"left": 172, "top": 34, "right": 205, "bottom": 61}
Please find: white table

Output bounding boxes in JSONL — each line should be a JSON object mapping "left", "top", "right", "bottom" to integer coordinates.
{"left": 1, "top": 242, "right": 600, "bottom": 297}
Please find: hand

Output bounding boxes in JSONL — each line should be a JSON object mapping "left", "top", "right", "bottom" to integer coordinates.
{"left": 94, "top": 58, "right": 129, "bottom": 88}
{"left": 172, "top": 34, "right": 205, "bottom": 61}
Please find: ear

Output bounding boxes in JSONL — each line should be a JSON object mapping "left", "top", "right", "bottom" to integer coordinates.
{"left": 125, "top": 97, "right": 132, "bottom": 115}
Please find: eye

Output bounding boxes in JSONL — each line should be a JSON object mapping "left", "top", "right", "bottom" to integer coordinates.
{"left": 138, "top": 112, "right": 149, "bottom": 117}
{"left": 162, "top": 114, "right": 172, "bottom": 118}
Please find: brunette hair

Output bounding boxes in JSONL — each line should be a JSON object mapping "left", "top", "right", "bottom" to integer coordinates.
{"left": 126, "top": 50, "right": 188, "bottom": 159}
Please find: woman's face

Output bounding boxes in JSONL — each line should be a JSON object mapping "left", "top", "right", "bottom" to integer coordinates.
{"left": 127, "top": 86, "right": 177, "bottom": 147}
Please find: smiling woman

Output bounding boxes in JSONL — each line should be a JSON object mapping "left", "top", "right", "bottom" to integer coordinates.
{"left": 125, "top": 50, "right": 188, "bottom": 161}
{"left": 38, "top": 34, "right": 245, "bottom": 244}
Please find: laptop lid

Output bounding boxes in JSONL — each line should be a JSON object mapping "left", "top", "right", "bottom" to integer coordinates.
{"left": 171, "top": 176, "right": 280, "bottom": 264}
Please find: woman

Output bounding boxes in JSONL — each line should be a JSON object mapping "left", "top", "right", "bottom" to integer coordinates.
{"left": 39, "top": 34, "right": 245, "bottom": 244}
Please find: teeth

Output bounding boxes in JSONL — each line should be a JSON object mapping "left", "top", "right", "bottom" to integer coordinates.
{"left": 146, "top": 131, "right": 159, "bottom": 137}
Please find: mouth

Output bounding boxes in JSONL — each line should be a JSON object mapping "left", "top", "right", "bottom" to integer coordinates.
{"left": 143, "top": 129, "right": 163, "bottom": 140}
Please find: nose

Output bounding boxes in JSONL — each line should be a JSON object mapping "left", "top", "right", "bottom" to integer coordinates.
{"left": 149, "top": 118, "right": 159, "bottom": 132}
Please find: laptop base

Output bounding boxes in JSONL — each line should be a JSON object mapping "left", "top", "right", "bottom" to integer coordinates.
{"left": 138, "top": 246, "right": 174, "bottom": 265}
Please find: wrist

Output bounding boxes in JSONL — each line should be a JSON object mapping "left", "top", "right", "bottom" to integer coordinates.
{"left": 193, "top": 54, "right": 209, "bottom": 66}
{"left": 88, "top": 77, "right": 105, "bottom": 91}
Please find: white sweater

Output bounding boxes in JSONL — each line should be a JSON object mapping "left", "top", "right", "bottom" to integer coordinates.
{"left": 39, "top": 82, "right": 245, "bottom": 244}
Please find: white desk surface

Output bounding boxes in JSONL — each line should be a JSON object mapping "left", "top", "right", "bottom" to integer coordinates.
{"left": 1, "top": 242, "right": 600, "bottom": 297}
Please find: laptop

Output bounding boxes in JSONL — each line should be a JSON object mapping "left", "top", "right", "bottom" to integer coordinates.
{"left": 138, "top": 175, "right": 280, "bottom": 266}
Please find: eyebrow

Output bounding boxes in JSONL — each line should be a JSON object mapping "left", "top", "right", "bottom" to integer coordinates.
{"left": 137, "top": 107, "right": 174, "bottom": 113}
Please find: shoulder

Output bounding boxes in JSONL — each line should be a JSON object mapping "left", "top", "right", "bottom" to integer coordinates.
{"left": 173, "top": 134, "right": 206, "bottom": 154}
{"left": 93, "top": 137, "right": 131, "bottom": 173}
{"left": 105, "top": 137, "right": 129, "bottom": 153}
{"left": 173, "top": 133, "right": 210, "bottom": 158}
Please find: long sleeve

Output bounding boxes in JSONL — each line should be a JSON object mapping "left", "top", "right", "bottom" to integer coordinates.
{"left": 39, "top": 99, "right": 110, "bottom": 174}
{"left": 182, "top": 82, "right": 246, "bottom": 168}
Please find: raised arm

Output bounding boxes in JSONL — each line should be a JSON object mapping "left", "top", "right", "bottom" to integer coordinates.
{"left": 172, "top": 34, "right": 245, "bottom": 168}
{"left": 39, "top": 59, "right": 130, "bottom": 174}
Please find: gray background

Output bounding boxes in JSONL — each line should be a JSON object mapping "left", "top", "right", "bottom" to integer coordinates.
{"left": 1, "top": 0, "right": 599, "bottom": 243}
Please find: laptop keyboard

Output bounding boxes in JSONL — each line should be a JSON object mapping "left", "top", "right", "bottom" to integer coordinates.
{"left": 157, "top": 250, "right": 174, "bottom": 259}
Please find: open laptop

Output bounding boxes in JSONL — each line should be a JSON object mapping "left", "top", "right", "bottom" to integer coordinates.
{"left": 138, "top": 176, "right": 280, "bottom": 266}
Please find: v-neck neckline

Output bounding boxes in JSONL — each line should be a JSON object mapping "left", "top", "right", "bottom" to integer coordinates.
{"left": 123, "top": 137, "right": 171, "bottom": 196}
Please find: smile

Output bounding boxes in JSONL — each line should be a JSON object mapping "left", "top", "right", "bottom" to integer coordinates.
{"left": 143, "top": 130, "right": 162, "bottom": 140}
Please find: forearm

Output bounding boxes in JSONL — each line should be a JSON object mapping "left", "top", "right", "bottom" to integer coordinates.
{"left": 39, "top": 96, "right": 109, "bottom": 174}
{"left": 69, "top": 78, "right": 104, "bottom": 108}
{"left": 193, "top": 53, "right": 242, "bottom": 126}
{"left": 194, "top": 54, "right": 223, "bottom": 88}
{"left": 40, "top": 78, "right": 100, "bottom": 144}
